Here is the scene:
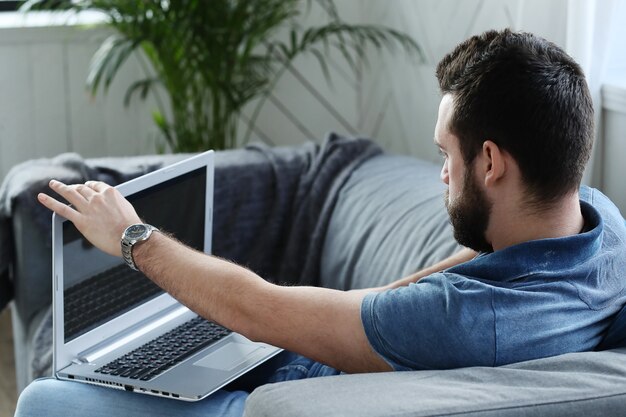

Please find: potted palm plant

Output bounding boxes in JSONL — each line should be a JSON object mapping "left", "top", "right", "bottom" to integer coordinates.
{"left": 23, "top": 0, "right": 422, "bottom": 152}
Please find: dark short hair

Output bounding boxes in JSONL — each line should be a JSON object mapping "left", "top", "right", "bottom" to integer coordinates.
{"left": 436, "top": 29, "right": 594, "bottom": 205}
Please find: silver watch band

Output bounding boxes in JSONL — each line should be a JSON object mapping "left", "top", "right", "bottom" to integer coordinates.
{"left": 121, "top": 224, "right": 157, "bottom": 271}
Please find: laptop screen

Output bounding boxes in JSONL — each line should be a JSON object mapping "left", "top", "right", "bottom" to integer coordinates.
{"left": 62, "top": 167, "right": 207, "bottom": 343}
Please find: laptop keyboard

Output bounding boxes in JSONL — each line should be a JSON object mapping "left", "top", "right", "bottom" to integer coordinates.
{"left": 95, "top": 316, "right": 232, "bottom": 381}
{"left": 65, "top": 264, "right": 162, "bottom": 341}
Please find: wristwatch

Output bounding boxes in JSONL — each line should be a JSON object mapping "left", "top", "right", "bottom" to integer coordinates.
{"left": 121, "top": 223, "right": 158, "bottom": 271}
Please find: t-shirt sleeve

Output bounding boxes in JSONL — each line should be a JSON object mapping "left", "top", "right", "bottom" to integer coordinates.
{"left": 361, "top": 273, "right": 497, "bottom": 370}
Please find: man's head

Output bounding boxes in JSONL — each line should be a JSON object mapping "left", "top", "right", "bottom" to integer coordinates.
{"left": 436, "top": 29, "right": 594, "bottom": 207}
{"left": 434, "top": 29, "right": 594, "bottom": 251}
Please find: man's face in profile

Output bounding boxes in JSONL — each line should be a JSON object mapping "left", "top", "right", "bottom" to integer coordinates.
{"left": 435, "top": 94, "right": 493, "bottom": 253}
{"left": 445, "top": 167, "right": 493, "bottom": 253}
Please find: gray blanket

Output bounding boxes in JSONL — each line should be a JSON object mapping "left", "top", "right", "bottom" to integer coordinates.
{"left": 214, "top": 134, "right": 382, "bottom": 286}
{"left": 1, "top": 133, "right": 381, "bottom": 378}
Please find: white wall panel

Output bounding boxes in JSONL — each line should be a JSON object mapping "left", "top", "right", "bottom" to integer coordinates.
{"left": 601, "top": 82, "right": 626, "bottom": 213}
{"left": 30, "top": 43, "right": 69, "bottom": 156}
{"left": 0, "top": 25, "right": 158, "bottom": 180}
{"left": 247, "top": 52, "right": 360, "bottom": 147}
{"left": 66, "top": 40, "right": 108, "bottom": 158}
{"left": 64, "top": 36, "right": 158, "bottom": 160}
{"left": 0, "top": 46, "right": 33, "bottom": 177}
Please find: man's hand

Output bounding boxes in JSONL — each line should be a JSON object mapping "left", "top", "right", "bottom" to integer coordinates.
{"left": 37, "top": 180, "right": 141, "bottom": 257}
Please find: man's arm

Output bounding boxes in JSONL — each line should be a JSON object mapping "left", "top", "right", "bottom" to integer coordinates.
{"left": 383, "top": 248, "right": 476, "bottom": 289}
{"left": 38, "top": 180, "right": 391, "bottom": 374}
{"left": 350, "top": 248, "right": 476, "bottom": 296}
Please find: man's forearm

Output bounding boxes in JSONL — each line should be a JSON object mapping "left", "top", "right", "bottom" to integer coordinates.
{"left": 348, "top": 247, "right": 476, "bottom": 297}
{"left": 132, "top": 232, "right": 269, "bottom": 338}
{"left": 384, "top": 247, "right": 476, "bottom": 289}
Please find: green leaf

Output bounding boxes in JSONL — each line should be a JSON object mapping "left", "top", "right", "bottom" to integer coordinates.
{"left": 309, "top": 47, "right": 333, "bottom": 86}
{"left": 123, "top": 78, "right": 158, "bottom": 107}
{"left": 86, "top": 35, "right": 139, "bottom": 96}
{"left": 151, "top": 110, "right": 174, "bottom": 149}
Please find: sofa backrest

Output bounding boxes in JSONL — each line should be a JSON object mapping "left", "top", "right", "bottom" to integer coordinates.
{"left": 320, "top": 154, "right": 460, "bottom": 290}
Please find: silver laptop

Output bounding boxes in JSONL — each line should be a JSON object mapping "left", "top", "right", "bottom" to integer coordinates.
{"left": 51, "top": 150, "right": 282, "bottom": 401}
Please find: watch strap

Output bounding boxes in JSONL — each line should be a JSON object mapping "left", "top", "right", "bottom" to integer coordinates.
{"left": 121, "top": 224, "right": 157, "bottom": 271}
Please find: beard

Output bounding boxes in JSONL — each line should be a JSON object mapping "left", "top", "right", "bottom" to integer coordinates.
{"left": 445, "top": 169, "right": 494, "bottom": 253}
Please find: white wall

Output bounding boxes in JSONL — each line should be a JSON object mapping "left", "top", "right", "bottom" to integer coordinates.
{"left": 240, "top": 1, "right": 363, "bottom": 148}
{"left": 601, "top": 81, "right": 626, "bottom": 213}
{"left": 0, "top": 21, "right": 161, "bottom": 179}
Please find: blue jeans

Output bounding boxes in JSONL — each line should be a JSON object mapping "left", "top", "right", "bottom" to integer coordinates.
{"left": 14, "top": 352, "right": 340, "bottom": 417}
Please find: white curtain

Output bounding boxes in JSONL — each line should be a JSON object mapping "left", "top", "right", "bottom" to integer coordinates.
{"left": 565, "top": 0, "right": 625, "bottom": 188}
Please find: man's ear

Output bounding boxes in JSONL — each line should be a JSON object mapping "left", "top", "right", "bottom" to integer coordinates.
{"left": 481, "top": 140, "right": 506, "bottom": 187}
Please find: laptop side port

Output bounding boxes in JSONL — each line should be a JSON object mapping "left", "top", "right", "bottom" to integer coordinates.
{"left": 124, "top": 385, "right": 134, "bottom": 392}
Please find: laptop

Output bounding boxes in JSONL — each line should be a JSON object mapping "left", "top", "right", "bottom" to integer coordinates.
{"left": 51, "top": 150, "right": 282, "bottom": 401}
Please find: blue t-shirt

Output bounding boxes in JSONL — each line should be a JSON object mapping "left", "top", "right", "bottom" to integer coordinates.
{"left": 361, "top": 186, "right": 626, "bottom": 371}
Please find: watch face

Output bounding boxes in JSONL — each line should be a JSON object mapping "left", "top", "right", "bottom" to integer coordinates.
{"left": 126, "top": 224, "right": 148, "bottom": 239}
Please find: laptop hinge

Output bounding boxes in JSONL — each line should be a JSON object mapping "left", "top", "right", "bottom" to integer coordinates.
{"left": 77, "top": 305, "right": 189, "bottom": 364}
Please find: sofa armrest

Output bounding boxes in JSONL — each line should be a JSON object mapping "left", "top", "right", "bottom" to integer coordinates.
{"left": 244, "top": 348, "right": 626, "bottom": 417}
{"left": 11, "top": 201, "right": 54, "bottom": 329}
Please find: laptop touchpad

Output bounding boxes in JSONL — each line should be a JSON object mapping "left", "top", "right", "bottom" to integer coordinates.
{"left": 194, "top": 343, "right": 264, "bottom": 371}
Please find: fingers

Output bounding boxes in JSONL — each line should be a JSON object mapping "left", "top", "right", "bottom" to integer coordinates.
{"left": 85, "top": 180, "right": 111, "bottom": 193}
{"left": 48, "top": 180, "right": 91, "bottom": 209}
{"left": 75, "top": 184, "right": 96, "bottom": 200}
{"left": 38, "top": 179, "right": 136, "bottom": 257}
{"left": 37, "top": 192, "right": 80, "bottom": 223}
{"left": 39, "top": 180, "right": 109, "bottom": 221}
{"left": 48, "top": 180, "right": 113, "bottom": 207}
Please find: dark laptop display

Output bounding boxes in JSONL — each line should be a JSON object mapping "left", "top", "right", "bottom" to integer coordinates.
{"left": 62, "top": 168, "right": 206, "bottom": 342}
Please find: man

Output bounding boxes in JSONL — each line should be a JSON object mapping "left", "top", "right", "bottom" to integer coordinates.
{"left": 15, "top": 29, "right": 626, "bottom": 416}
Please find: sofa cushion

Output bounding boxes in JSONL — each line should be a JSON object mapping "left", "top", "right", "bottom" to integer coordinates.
{"left": 245, "top": 348, "right": 626, "bottom": 417}
{"left": 321, "top": 154, "right": 460, "bottom": 290}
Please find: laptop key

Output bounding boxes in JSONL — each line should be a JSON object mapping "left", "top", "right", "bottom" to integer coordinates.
{"left": 126, "top": 367, "right": 147, "bottom": 379}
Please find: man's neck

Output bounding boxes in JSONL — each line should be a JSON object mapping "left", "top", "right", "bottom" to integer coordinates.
{"left": 487, "top": 192, "right": 584, "bottom": 252}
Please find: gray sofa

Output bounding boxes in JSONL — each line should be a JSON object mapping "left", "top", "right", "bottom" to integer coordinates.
{"left": 2, "top": 136, "right": 626, "bottom": 416}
